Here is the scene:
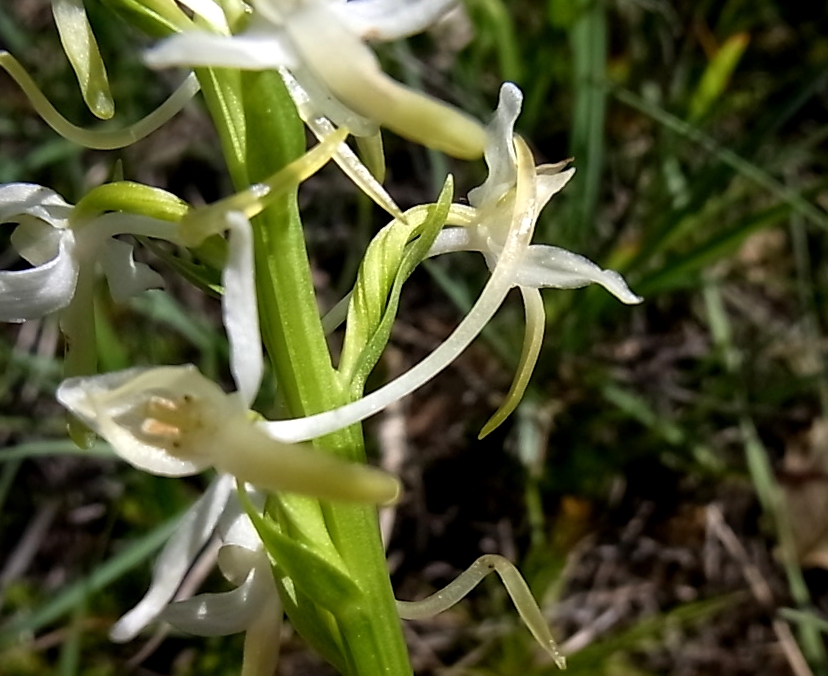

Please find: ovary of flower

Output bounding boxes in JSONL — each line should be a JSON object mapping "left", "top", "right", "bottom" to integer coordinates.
{"left": 260, "top": 83, "right": 641, "bottom": 445}
{"left": 144, "top": 0, "right": 486, "bottom": 160}
{"left": 56, "top": 364, "right": 401, "bottom": 505}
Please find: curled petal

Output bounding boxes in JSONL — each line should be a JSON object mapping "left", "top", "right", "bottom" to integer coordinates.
{"left": 223, "top": 212, "right": 263, "bottom": 408}
{"left": 397, "top": 554, "right": 565, "bottom": 670}
{"left": 340, "top": 0, "right": 458, "bottom": 41}
{"left": 109, "top": 475, "right": 235, "bottom": 642}
{"left": 10, "top": 218, "right": 65, "bottom": 266}
{"left": 512, "top": 245, "right": 643, "bottom": 305}
{"left": 161, "top": 561, "right": 272, "bottom": 636}
{"left": 0, "top": 235, "right": 79, "bottom": 322}
{"left": 100, "top": 239, "right": 165, "bottom": 303}
{"left": 145, "top": 29, "right": 297, "bottom": 70}
{"left": 0, "top": 183, "right": 72, "bottom": 227}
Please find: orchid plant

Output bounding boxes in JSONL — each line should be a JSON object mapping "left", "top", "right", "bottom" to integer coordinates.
{"left": 2, "top": 0, "right": 641, "bottom": 673}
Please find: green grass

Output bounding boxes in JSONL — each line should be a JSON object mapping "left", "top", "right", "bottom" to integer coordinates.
{"left": 3, "top": 0, "right": 828, "bottom": 673}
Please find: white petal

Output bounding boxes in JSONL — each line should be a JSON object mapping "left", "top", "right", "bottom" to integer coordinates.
{"left": 468, "top": 83, "right": 522, "bottom": 209}
{"left": 56, "top": 365, "right": 229, "bottom": 476}
{"left": 161, "top": 563, "right": 270, "bottom": 636}
{"left": 427, "top": 226, "right": 476, "bottom": 257}
{"left": 101, "top": 239, "right": 165, "bottom": 303}
{"left": 223, "top": 212, "right": 262, "bottom": 408}
{"left": 513, "top": 245, "right": 643, "bottom": 304}
{"left": 340, "top": 0, "right": 458, "bottom": 41}
{"left": 0, "top": 183, "right": 73, "bottom": 227}
{"left": 109, "top": 475, "right": 235, "bottom": 642}
{"left": 534, "top": 167, "right": 576, "bottom": 211}
{"left": 145, "top": 30, "right": 297, "bottom": 71}
{"left": 0, "top": 234, "right": 79, "bottom": 322}
{"left": 298, "top": 110, "right": 403, "bottom": 221}
{"left": 10, "top": 217, "right": 64, "bottom": 265}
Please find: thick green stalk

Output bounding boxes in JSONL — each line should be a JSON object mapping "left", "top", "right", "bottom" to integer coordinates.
{"left": 199, "top": 68, "right": 411, "bottom": 675}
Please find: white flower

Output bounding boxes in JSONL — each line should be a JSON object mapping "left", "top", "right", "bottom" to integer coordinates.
{"left": 111, "top": 476, "right": 281, "bottom": 676}
{"left": 144, "top": 0, "right": 486, "bottom": 161}
{"left": 0, "top": 183, "right": 175, "bottom": 378}
{"left": 55, "top": 209, "right": 400, "bottom": 504}
{"left": 0, "top": 183, "right": 169, "bottom": 323}
{"left": 260, "top": 83, "right": 641, "bottom": 444}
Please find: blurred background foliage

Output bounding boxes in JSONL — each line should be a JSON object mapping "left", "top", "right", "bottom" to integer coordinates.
{"left": 2, "top": 0, "right": 828, "bottom": 674}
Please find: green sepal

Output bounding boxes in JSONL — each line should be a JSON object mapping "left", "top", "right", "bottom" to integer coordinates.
{"left": 52, "top": 0, "right": 115, "bottom": 120}
{"left": 339, "top": 176, "right": 454, "bottom": 394}
{"left": 72, "top": 181, "right": 189, "bottom": 224}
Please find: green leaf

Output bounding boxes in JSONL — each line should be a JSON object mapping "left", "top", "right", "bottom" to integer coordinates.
{"left": 0, "top": 515, "right": 180, "bottom": 648}
{"left": 339, "top": 177, "right": 454, "bottom": 393}
{"left": 247, "top": 505, "right": 360, "bottom": 614}
{"left": 688, "top": 33, "right": 750, "bottom": 123}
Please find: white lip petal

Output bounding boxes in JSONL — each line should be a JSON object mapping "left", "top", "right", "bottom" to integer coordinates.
{"left": 0, "top": 183, "right": 73, "bottom": 227}
{"left": 340, "top": 0, "right": 458, "bottom": 41}
{"left": 222, "top": 212, "right": 263, "bottom": 408}
{"left": 0, "top": 234, "right": 79, "bottom": 322}
{"left": 161, "top": 563, "right": 270, "bottom": 636}
{"left": 145, "top": 30, "right": 297, "bottom": 70}
{"left": 100, "top": 239, "right": 165, "bottom": 303}
{"left": 513, "top": 245, "right": 643, "bottom": 304}
{"left": 109, "top": 475, "right": 235, "bottom": 642}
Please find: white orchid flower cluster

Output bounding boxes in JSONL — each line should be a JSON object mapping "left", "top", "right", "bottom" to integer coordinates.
{"left": 2, "top": 0, "right": 643, "bottom": 673}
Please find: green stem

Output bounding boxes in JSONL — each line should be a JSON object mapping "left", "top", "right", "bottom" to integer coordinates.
{"left": 199, "top": 67, "right": 411, "bottom": 675}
